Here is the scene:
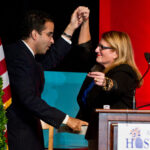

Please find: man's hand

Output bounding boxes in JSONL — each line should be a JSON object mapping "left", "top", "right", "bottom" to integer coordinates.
{"left": 66, "top": 116, "right": 88, "bottom": 132}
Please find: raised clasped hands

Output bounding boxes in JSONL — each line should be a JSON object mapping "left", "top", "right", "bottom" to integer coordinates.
{"left": 77, "top": 6, "right": 90, "bottom": 24}
{"left": 63, "top": 6, "right": 90, "bottom": 39}
{"left": 88, "top": 71, "right": 106, "bottom": 87}
{"left": 70, "top": 6, "right": 90, "bottom": 30}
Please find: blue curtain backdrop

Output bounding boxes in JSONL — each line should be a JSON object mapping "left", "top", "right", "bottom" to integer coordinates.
{"left": 42, "top": 71, "right": 88, "bottom": 148}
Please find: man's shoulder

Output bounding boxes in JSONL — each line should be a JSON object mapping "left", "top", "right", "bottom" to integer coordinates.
{"left": 4, "top": 40, "right": 24, "bottom": 55}
{"left": 4, "top": 40, "right": 35, "bottom": 65}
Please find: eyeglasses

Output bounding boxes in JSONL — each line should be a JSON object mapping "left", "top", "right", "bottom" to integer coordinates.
{"left": 98, "top": 43, "right": 114, "bottom": 50}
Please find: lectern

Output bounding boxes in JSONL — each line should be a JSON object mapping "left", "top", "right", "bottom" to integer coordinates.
{"left": 96, "top": 109, "right": 150, "bottom": 150}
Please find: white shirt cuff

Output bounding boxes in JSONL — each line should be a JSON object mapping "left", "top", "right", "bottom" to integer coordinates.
{"left": 61, "top": 35, "right": 72, "bottom": 45}
{"left": 62, "top": 115, "right": 69, "bottom": 124}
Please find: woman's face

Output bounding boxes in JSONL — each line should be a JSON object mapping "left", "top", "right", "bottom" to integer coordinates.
{"left": 95, "top": 39, "right": 118, "bottom": 68}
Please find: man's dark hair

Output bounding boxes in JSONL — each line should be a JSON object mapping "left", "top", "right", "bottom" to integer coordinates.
{"left": 20, "top": 10, "right": 54, "bottom": 40}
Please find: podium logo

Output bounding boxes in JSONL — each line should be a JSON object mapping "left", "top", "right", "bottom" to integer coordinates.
{"left": 126, "top": 127, "right": 150, "bottom": 149}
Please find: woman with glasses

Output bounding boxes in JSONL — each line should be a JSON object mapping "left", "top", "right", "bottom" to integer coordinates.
{"left": 76, "top": 31, "right": 143, "bottom": 150}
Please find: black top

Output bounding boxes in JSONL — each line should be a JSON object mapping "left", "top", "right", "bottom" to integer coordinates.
{"left": 76, "top": 64, "right": 138, "bottom": 139}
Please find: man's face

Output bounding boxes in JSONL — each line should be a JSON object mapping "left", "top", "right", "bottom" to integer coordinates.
{"left": 36, "top": 21, "right": 54, "bottom": 54}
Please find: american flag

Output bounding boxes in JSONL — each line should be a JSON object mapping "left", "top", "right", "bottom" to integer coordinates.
{"left": 0, "top": 38, "right": 12, "bottom": 150}
{"left": 0, "top": 39, "right": 12, "bottom": 109}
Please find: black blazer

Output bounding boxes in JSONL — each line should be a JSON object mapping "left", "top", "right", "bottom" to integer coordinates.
{"left": 76, "top": 64, "right": 138, "bottom": 140}
{"left": 4, "top": 38, "right": 71, "bottom": 150}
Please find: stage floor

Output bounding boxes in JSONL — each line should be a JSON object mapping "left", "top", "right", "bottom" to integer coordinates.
{"left": 45, "top": 148, "right": 88, "bottom": 150}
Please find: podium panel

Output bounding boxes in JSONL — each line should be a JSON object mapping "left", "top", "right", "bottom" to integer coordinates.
{"left": 96, "top": 109, "right": 150, "bottom": 150}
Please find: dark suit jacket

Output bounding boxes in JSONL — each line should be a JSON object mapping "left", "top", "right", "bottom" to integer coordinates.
{"left": 76, "top": 64, "right": 138, "bottom": 140}
{"left": 4, "top": 38, "right": 71, "bottom": 150}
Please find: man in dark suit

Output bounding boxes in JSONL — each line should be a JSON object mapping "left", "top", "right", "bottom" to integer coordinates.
{"left": 4, "top": 6, "right": 89, "bottom": 150}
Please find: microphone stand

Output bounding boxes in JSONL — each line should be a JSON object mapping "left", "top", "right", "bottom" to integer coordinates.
{"left": 133, "top": 64, "right": 150, "bottom": 109}
{"left": 135, "top": 52, "right": 150, "bottom": 109}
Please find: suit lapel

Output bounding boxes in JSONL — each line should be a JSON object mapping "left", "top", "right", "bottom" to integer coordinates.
{"left": 19, "top": 40, "right": 45, "bottom": 93}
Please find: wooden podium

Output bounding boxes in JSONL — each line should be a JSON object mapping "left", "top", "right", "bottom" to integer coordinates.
{"left": 96, "top": 109, "right": 150, "bottom": 150}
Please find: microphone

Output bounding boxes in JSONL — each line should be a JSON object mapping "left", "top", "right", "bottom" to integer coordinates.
{"left": 135, "top": 52, "right": 150, "bottom": 109}
{"left": 144, "top": 52, "right": 150, "bottom": 64}
{"left": 139, "top": 52, "right": 150, "bottom": 83}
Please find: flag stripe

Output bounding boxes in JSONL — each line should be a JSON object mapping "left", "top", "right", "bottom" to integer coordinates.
{"left": 2, "top": 85, "right": 11, "bottom": 103}
{"left": 0, "top": 59, "right": 7, "bottom": 75}
{"left": 0, "top": 44, "right": 5, "bottom": 61}
{"left": 1, "top": 71, "right": 9, "bottom": 90}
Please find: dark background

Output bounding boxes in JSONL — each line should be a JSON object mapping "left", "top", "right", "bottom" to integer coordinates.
{"left": 0, "top": 0, "right": 99, "bottom": 72}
